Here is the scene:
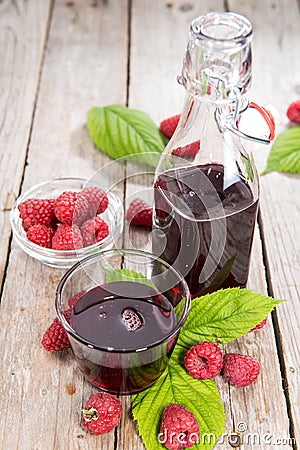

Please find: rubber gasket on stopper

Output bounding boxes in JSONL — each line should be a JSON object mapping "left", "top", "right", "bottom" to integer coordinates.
{"left": 249, "top": 102, "right": 276, "bottom": 141}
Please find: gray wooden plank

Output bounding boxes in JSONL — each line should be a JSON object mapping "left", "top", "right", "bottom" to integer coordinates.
{"left": 0, "top": 0, "right": 52, "bottom": 285}
{"left": 228, "top": 0, "right": 300, "bottom": 446}
{"left": 128, "top": 0, "right": 224, "bottom": 124}
{"left": 217, "top": 233, "right": 292, "bottom": 450}
{"left": 0, "top": 0, "right": 128, "bottom": 449}
{"left": 119, "top": 1, "right": 293, "bottom": 449}
{"left": 119, "top": 1, "right": 225, "bottom": 449}
{"left": 0, "top": 1, "right": 297, "bottom": 449}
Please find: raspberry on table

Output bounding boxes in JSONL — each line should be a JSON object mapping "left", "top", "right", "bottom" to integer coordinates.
{"left": 125, "top": 198, "right": 152, "bottom": 228}
{"left": 184, "top": 341, "right": 223, "bottom": 380}
{"left": 68, "top": 290, "right": 87, "bottom": 309}
{"left": 154, "top": 178, "right": 171, "bottom": 220}
{"left": 159, "top": 114, "right": 181, "bottom": 138}
{"left": 171, "top": 140, "right": 200, "bottom": 159}
{"left": 80, "top": 186, "right": 109, "bottom": 216}
{"left": 54, "top": 191, "right": 89, "bottom": 225}
{"left": 250, "top": 317, "right": 267, "bottom": 332}
{"left": 52, "top": 224, "right": 83, "bottom": 250}
{"left": 18, "top": 198, "right": 55, "bottom": 231}
{"left": 160, "top": 403, "right": 199, "bottom": 449}
{"left": 82, "top": 392, "right": 122, "bottom": 435}
{"left": 26, "top": 224, "right": 55, "bottom": 248}
{"left": 287, "top": 99, "right": 300, "bottom": 124}
{"left": 81, "top": 217, "right": 109, "bottom": 246}
{"left": 41, "top": 309, "right": 71, "bottom": 352}
{"left": 222, "top": 353, "right": 260, "bottom": 387}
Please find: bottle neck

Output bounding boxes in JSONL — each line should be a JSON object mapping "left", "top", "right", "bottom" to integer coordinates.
{"left": 171, "top": 92, "right": 234, "bottom": 152}
{"left": 179, "top": 12, "right": 253, "bottom": 103}
{"left": 156, "top": 91, "right": 253, "bottom": 180}
{"left": 155, "top": 89, "right": 259, "bottom": 204}
{"left": 177, "top": 13, "right": 273, "bottom": 146}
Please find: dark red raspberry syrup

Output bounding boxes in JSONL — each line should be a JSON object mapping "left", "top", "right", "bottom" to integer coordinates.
{"left": 70, "top": 281, "right": 177, "bottom": 394}
{"left": 153, "top": 163, "right": 258, "bottom": 298}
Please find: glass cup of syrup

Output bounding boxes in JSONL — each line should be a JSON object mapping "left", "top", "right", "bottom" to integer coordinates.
{"left": 56, "top": 248, "right": 190, "bottom": 395}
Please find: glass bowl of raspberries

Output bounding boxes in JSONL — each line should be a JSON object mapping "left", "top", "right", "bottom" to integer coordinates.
{"left": 10, "top": 177, "right": 124, "bottom": 268}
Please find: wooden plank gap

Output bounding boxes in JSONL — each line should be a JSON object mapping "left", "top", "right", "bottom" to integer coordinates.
{"left": 0, "top": 230, "right": 13, "bottom": 305}
{"left": 257, "top": 209, "right": 297, "bottom": 450}
{"left": 126, "top": 0, "right": 132, "bottom": 106}
{"left": 114, "top": 425, "right": 118, "bottom": 450}
{"left": 228, "top": 391, "right": 241, "bottom": 449}
{"left": 271, "top": 309, "right": 298, "bottom": 450}
{"left": 223, "top": 0, "right": 230, "bottom": 12}
{"left": 120, "top": 0, "right": 132, "bottom": 249}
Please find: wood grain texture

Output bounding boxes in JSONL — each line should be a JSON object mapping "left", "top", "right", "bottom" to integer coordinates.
{"left": 129, "top": 0, "right": 225, "bottom": 123}
{"left": 119, "top": 1, "right": 293, "bottom": 449}
{"left": 119, "top": 2, "right": 291, "bottom": 449}
{"left": 214, "top": 227, "right": 292, "bottom": 450}
{"left": 0, "top": 0, "right": 52, "bottom": 286}
{"left": 21, "top": 0, "right": 128, "bottom": 185}
{"left": 0, "top": 0, "right": 128, "bottom": 449}
{"left": 228, "top": 0, "right": 300, "bottom": 446}
{"left": 0, "top": 0, "right": 298, "bottom": 449}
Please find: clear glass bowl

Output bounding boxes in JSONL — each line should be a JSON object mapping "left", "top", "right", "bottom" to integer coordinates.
{"left": 56, "top": 249, "right": 191, "bottom": 395}
{"left": 10, "top": 178, "right": 124, "bottom": 268}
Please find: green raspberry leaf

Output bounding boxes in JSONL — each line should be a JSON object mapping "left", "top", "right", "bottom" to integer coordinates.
{"left": 104, "top": 268, "right": 156, "bottom": 289}
{"left": 132, "top": 345, "right": 225, "bottom": 450}
{"left": 178, "top": 288, "right": 283, "bottom": 348}
{"left": 87, "top": 104, "right": 166, "bottom": 167}
{"left": 102, "top": 268, "right": 284, "bottom": 450}
{"left": 263, "top": 126, "right": 300, "bottom": 174}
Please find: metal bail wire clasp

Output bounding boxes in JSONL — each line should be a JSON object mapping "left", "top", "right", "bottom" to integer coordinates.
{"left": 221, "top": 88, "right": 276, "bottom": 145}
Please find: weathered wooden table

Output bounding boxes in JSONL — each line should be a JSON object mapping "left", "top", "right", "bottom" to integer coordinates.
{"left": 0, "top": 1, "right": 299, "bottom": 449}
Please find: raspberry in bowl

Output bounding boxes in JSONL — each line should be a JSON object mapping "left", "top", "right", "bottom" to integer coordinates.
{"left": 10, "top": 178, "right": 123, "bottom": 268}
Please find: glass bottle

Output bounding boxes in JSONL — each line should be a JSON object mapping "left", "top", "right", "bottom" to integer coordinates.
{"left": 153, "top": 12, "right": 273, "bottom": 298}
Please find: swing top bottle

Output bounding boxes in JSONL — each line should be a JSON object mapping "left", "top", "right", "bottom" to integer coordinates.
{"left": 153, "top": 12, "right": 260, "bottom": 297}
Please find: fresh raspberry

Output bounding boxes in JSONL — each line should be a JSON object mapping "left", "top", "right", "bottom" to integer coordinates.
{"left": 41, "top": 310, "right": 71, "bottom": 351}
{"left": 125, "top": 198, "right": 152, "bottom": 228}
{"left": 26, "top": 224, "right": 55, "bottom": 248}
{"left": 81, "top": 217, "right": 109, "bottom": 247}
{"left": 52, "top": 224, "right": 83, "bottom": 250}
{"left": 159, "top": 114, "right": 181, "bottom": 138}
{"left": 154, "top": 178, "right": 171, "bottom": 220}
{"left": 222, "top": 353, "right": 260, "bottom": 387}
{"left": 250, "top": 317, "right": 267, "bottom": 332}
{"left": 82, "top": 392, "right": 122, "bottom": 435}
{"left": 68, "top": 290, "right": 86, "bottom": 309}
{"left": 287, "top": 99, "right": 300, "bottom": 123}
{"left": 171, "top": 140, "right": 200, "bottom": 159}
{"left": 184, "top": 341, "right": 223, "bottom": 380}
{"left": 160, "top": 403, "right": 199, "bottom": 449}
{"left": 80, "top": 186, "right": 109, "bottom": 216}
{"left": 54, "top": 191, "right": 89, "bottom": 225}
{"left": 121, "top": 308, "right": 142, "bottom": 331}
{"left": 18, "top": 198, "right": 55, "bottom": 231}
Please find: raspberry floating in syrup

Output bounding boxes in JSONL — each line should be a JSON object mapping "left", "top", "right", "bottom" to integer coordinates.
{"left": 121, "top": 308, "right": 143, "bottom": 331}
